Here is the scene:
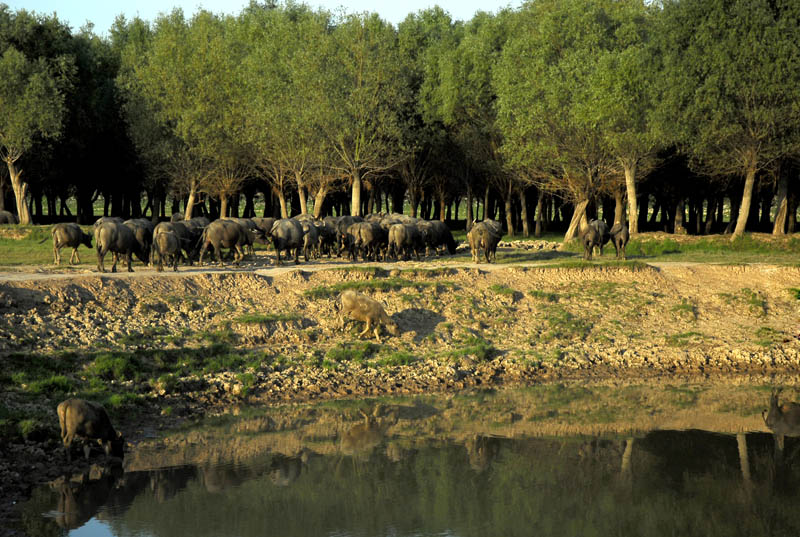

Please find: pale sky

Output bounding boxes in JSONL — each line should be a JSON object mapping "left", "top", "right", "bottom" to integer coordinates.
{"left": 8, "top": 0, "right": 519, "bottom": 36}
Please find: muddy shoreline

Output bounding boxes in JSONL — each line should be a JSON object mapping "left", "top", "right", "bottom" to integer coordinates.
{"left": 2, "top": 261, "right": 800, "bottom": 535}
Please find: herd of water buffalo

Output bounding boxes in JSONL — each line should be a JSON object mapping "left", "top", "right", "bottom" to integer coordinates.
{"left": 43, "top": 211, "right": 632, "bottom": 272}
{"left": 45, "top": 213, "right": 486, "bottom": 273}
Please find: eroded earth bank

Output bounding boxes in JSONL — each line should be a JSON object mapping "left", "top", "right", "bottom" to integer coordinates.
{"left": 1, "top": 262, "right": 800, "bottom": 534}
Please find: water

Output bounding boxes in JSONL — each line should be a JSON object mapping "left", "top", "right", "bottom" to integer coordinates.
{"left": 20, "top": 384, "right": 800, "bottom": 537}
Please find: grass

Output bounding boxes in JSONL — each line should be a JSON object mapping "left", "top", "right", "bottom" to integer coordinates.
{"left": 305, "top": 277, "right": 445, "bottom": 299}
{"left": 789, "top": 288, "right": 800, "bottom": 300}
{"left": 443, "top": 335, "right": 495, "bottom": 362}
{"left": 665, "top": 331, "right": 704, "bottom": 347}
{"left": 754, "top": 326, "right": 782, "bottom": 347}
{"left": 528, "top": 289, "right": 560, "bottom": 302}
{"left": 539, "top": 305, "right": 592, "bottom": 342}
{"left": 488, "top": 283, "right": 516, "bottom": 295}
{"left": 718, "top": 288, "right": 767, "bottom": 316}
{"left": 672, "top": 299, "right": 698, "bottom": 321}
{"left": 235, "top": 313, "right": 301, "bottom": 324}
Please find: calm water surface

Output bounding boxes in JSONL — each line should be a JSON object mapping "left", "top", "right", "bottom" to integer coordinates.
{"left": 21, "top": 385, "right": 800, "bottom": 537}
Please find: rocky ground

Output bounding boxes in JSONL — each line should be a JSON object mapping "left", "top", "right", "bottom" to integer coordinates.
{"left": 1, "top": 252, "right": 800, "bottom": 534}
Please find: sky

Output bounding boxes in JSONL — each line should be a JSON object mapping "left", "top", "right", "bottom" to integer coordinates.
{"left": 8, "top": 0, "right": 519, "bottom": 35}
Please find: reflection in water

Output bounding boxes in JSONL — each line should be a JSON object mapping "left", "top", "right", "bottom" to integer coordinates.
{"left": 22, "top": 390, "right": 800, "bottom": 537}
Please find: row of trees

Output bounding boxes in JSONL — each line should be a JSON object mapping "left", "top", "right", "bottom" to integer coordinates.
{"left": 2, "top": 0, "right": 800, "bottom": 239}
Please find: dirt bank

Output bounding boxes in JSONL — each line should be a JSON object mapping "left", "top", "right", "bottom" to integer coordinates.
{"left": 1, "top": 261, "right": 800, "bottom": 535}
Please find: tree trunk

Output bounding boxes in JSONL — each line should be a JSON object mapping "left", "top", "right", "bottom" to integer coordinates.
{"left": 410, "top": 191, "right": 418, "bottom": 218}
{"left": 219, "top": 195, "right": 229, "bottom": 219}
{"left": 351, "top": 171, "right": 362, "bottom": 217}
{"left": 483, "top": 186, "right": 490, "bottom": 220}
{"left": 185, "top": 183, "right": 197, "bottom": 220}
{"left": 505, "top": 193, "right": 514, "bottom": 238}
{"left": 624, "top": 161, "right": 639, "bottom": 233}
{"left": 535, "top": 192, "right": 543, "bottom": 237}
{"left": 704, "top": 198, "right": 717, "bottom": 235}
{"left": 439, "top": 195, "right": 446, "bottom": 223}
{"left": 151, "top": 194, "right": 161, "bottom": 224}
{"left": 788, "top": 192, "right": 797, "bottom": 233}
{"left": 275, "top": 188, "right": 288, "bottom": 219}
{"left": 313, "top": 185, "right": 330, "bottom": 218}
{"left": 674, "top": 199, "right": 686, "bottom": 234}
{"left": 297, "top": 184, "right": 308, "bottom": 215}
{"left": 466, "top": 186, "right": 474, "bottom": 230}
{"left": 732, "top": 163, "right": 757, "bottom": 239}
{"left": 613, "top": 187, "right": 625, "bottom": 226}
{"left": 773, "top": 169, "right": 789, "bottom": 235}
{"left": 7, "top": 161, "right": 31, "bottom": 224}
{"left": 520, "top": 189, "right": 529, "bottom": 237}
{"left": 562, "top": 198, "right": 589, "bottom": 245}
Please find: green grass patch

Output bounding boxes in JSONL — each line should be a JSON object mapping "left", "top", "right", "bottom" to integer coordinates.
{"left": 671, "top": 299, "right": 697, "bottom": 321}
{"left": 488, "top": 284, "right": 516, "bottom": 296}
{"left": 755, "top": 326, "right": 782, "bottom": 347}
{"left": 324, "top": 342, "right": 379, "bottom": 366}
{"left": 376, "top": 350, "right": 417, "bottom": 367}
{"left": 443, "top": 335, "right": 495, "bottom": 362}
{"left": 789, "top": 288, "right": 800, "bottom": 300}
{"left": 665, "top": 331, "right": 704, "bottom": 347}
{"left": 235, "top": 313, "right": 301, "bottom": 324}
{"left": 718, "top": 288, "right": 767, "bottom": 316}
{"left": 305, "top": 277, "right": 419, "bottom": 299}
{"left": 539, "top": 305, "right": 592, "bottom": 342}
{"left": 665, "top": 385, "right": 701, "bottom": 409}
{"left": 528, "top": 289, "right": 560, "bottom": 302}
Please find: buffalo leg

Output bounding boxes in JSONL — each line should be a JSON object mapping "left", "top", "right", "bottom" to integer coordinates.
{"left": 53, "top": 243, "right": 60, "bottom": 265}
{"left": 71, "top": 248, "right": 80, "bottom": 264}
{"left": 126, "top": 253, "right": 133, "bottom": 272}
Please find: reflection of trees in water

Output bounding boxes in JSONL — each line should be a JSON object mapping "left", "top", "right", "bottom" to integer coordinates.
{"left": 22, "top": 429, "right": 800, "bottom": 537}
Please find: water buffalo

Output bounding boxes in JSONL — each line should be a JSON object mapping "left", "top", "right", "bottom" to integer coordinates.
{"left": 334, "top": 215, "right": 364, "bottom": 255}
{"left": 48, "top": 223, "right": 93, "bottom": 265}
{"left": 270, "top": 218, "right": 305, "bottom": 265}
{"left": 95, "top": 221, "right": 142, "bottom": 272}
{"left": 763, "top": 390, "right": 800, "bottom": 450}
{"left": 338, "top": 289, "right": 400, "bottom": 343}
{"left": 124, "top": 219, "right": 154, "bottom": 264}
{"left": 588, "top": 219, "right": 611, "bottom": 256}
{"left": 388, "top": 223, "right": 424, "bottom": 261}
{"left": 347, "top": 222, "right": 386, "bottom": 261}
{"left": 468, "top": 220, "right": 502, "bottom": 263}
{"left": 93, "top": 216, "right": 124, "bottom": 229}
{"left": 0, "top": 210, "right": 18, "bottom": 224}
{"left": 609, "top": 222, "right": 630, "bottom": 260}
{"left": 300, "top": 220, "right": 320, "bottom": 260}
{"left": 170, "top": 212, "right": 184, "bottom": 222}
{"left": 198, "top": 219, "right": 252, "bottom": 266}
{"left": 579, "top": 224, "right": 601, "bottom": 261}
{"left": 153, "top": 221, "right": 195, "bottom": 262}
{"left": 418, "top": 220, "right": 457, "bottom": 256}
{"left": 57, "top": 398, "right": 124, "bottom": 462}
{"left": 152, "top": 229, "right": 181, "bottom": 272}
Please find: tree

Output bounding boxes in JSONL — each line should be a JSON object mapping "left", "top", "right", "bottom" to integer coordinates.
{"left": 587, "top": 0, "right": 659, "bottom": 232}
{"left": 0, "top": 9, "right": 71, "bottom": 224}
{"left": 237, "top": 3, "right": 331, "bottom": 218}
{"left": 495, "top": 0, "right": 618, "bottom": 241}
{"left": 134, "top": 9, "right": 248, "bottom": 219}
{"left": 655, "top": 0, "right": 800, "bottom": 239}
{"left": 324, "top": 13, "right": 406, "bottom": 216}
